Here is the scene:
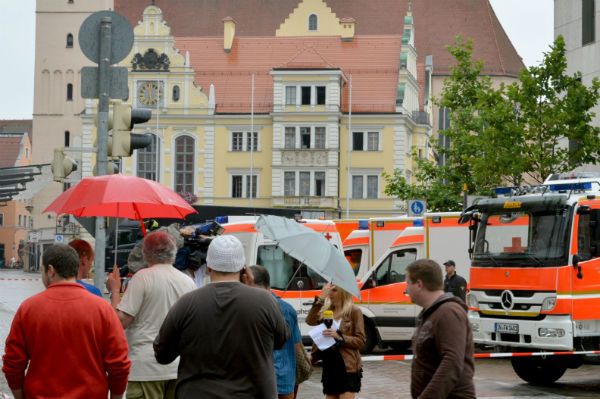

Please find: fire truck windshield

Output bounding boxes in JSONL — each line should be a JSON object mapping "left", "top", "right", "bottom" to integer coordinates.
{"left": 473, "top": 207, "right": 571, "bottom": 267}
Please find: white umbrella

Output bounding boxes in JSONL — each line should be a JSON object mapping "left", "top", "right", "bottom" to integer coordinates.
{"left": 255, "top": 214, "right": 360, "bottom": 298}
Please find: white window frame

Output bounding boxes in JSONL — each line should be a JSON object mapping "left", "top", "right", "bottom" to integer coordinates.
{"left": 282, "top": 170, "right": 327, "bottom": 196}
{"left": 229, "top": 170, "right": 260, "bottom": 198}
{"left": 351, "top": 173, "right": 380, "bottom": 199}
{"left": 282, "top": 126, "right": 327, "bottom": 149}
{"left": 351, "top": 131, "right": 381, "bottom": 151}
{"left": 230, "top": 130, "right": 260, "bottom": 152}
{"left": 281, "top": 84, "right": 326, "bottom": 106}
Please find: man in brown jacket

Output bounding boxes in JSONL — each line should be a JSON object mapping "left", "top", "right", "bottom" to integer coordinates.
{"left": 406, "top": 259, "right": 475, "bottom": 399}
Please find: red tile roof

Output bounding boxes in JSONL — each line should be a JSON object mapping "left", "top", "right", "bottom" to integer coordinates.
{"left": 0, "top": 120, "right": 32, "bottom": 143}
{"left": 176, "top": 36, "right": 401, "bottom": 113}
{"left": 0, "top": 135, "right": 24, "bottom": 168}
{"left": 115, "top": 0, "right": 524, "bottom": 77}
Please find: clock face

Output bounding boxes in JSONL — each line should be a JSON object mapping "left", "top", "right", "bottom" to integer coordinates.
{"left": 137, "top": 81, "right": 163, "bottom": 106}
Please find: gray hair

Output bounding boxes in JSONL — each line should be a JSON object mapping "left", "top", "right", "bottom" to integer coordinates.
{"left": 142, "top": 231, "right": 177, "bottom": 266}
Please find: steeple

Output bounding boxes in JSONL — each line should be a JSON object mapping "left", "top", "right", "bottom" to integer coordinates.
{"left": 395, "top": 0, "right": 419, "bottom": 116}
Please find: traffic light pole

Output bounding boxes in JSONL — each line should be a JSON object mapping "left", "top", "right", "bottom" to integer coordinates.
{"left": 93, "top": 17, "right": 112, "bottom": 290}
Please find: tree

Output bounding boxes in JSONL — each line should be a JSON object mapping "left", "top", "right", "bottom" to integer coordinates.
{"left": 384, "top": 35, "right": 600, "bottom": 211}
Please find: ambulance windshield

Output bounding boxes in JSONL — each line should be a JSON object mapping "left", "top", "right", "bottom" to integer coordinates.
{"left": 257, "top": 245, "right": 327, "bottom": 290}
{"left": 473, "top": 207, "right": 570, "bottom": 267}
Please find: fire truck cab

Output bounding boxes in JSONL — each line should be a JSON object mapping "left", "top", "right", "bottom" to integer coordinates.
{"left": 462, "top": 173, "right": 600, "bottom": 384}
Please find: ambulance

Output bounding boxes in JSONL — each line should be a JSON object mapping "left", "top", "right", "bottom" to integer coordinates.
{"left": 343, "top": 217, "right": 421, "bottom": 279}
{"left": 356, "top": 213, "right": 470, "bottom": 352}
{"left": 460, "top": 173, "right": 600, "bottom": 384}
{"left": 219, "top": 216, "right": 345, "bottom": 336}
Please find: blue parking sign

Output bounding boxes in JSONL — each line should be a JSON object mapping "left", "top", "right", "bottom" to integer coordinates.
{"left": 408, "top": 200, "right": 426, "bottom": 217}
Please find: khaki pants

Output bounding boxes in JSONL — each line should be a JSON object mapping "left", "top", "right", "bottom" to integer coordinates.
{"left": 126, "top": 380, "right": 176, "bottom": 399}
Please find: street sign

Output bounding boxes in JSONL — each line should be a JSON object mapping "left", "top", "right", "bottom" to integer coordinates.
{"left": 79, "top": 11, "right": 134, "bottom": 64}
{"left": 81, "top": 66, "right": 129, "bottom": 99}
{"left": 28, "top": 231, "right": 40, "bottom": 242}
{"left": 54, "top": 234, "right": 64, "bottom": 243}
{"left": 408, "top": 199, "right": 426, "bottom": 217}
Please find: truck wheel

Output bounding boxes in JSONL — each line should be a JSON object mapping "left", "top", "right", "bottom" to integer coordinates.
{"left": 361, "top": 319, "right": 377, "bottom": 354}
{"left": 511, "top": 356, "right": 567, "bottom": 385}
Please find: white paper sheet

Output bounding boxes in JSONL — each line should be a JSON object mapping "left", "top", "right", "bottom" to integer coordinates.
{"left": 308, "top": 319, "right": 341, "bottom": 351}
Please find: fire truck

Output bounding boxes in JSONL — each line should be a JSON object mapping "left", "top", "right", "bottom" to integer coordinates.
{"left": 460, "top": 173, "right": 600, "bottom": 384}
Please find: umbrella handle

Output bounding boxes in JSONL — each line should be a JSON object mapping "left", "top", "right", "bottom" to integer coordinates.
{"left": 140, "top": 220, "right": 147, "bottom": 237}
{"left": 283, "top": 260, "right": 304, "bottom": 293}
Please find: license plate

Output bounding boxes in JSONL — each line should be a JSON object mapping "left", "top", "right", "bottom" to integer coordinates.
{"left": 495, "top": 322, "right": 519, "bottom": 334}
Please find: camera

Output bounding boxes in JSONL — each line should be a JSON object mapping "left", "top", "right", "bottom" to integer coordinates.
{"left": 174, "top": 221, "right": 223, "bottom": 271}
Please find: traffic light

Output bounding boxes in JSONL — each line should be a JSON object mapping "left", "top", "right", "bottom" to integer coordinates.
{"left": 108, "top": 101, "right": 152, "bottom": 157}
{"left": 51, "top": 148, "right": 78, "bottom": 182}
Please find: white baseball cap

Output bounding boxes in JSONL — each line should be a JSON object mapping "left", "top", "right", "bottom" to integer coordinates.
{"left": 206, "top": 235, "right": 246, "bottom": 272}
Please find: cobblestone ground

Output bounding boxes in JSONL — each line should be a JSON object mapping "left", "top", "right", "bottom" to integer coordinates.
{"left": 2, "top": 268, "right": 600, "bottom": 398}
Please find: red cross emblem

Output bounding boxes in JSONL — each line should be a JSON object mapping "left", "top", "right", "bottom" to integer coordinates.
{"left": 324, "top": 232, "right": 332, "bottom": 240}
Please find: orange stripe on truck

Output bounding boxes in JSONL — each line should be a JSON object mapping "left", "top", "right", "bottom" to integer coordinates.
{"left": 343, "top": 237, "right": 369, "bottom": 247}
{"left": 391, "top": 234, "right": 424, "bottom": 247}
{"left": 470, "top": 267, "right": 558, "bottom": 290}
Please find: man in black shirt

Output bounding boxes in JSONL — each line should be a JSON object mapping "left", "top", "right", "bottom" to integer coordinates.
{"left": 443, "top": 260, "right": 467, "bottom": 302}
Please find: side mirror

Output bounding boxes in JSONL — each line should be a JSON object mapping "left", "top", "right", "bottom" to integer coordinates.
{"left": 361, "top": 278, "right": 375, "bottom": 290}
{"left": 573, "top": 254, "right": 583, "bottom": 279}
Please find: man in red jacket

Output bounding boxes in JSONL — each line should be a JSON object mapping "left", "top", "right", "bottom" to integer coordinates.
{"left": 2, "top": 244, "right": 130, "bottom": 399}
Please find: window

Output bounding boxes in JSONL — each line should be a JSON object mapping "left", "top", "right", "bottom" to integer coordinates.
{"left": 352, "top": 176, "right": 363, "bottom": 199}
{"left": 18, "top": 215, "right": 22, "bottom": 227}
{"left": 64, "top": 131, "right": 70, "bottom": 147}
{"left": 316, "top": 86, "right": 326, "bottom": 105}
{"left": 300, "top": 127, "right": 311, "bottom": 149}
{"left": 367, "top": 132, "right": 379, "bottom": 151}
{"left": 352, "top": 132, "right": 364, "bottom": 150}
{"left": 352, "top": 175, "right": 379, "bottom": 199}
{"left": 309, "top": 14, "right": 318, "bottom": 31}
{"left": 374, "top": 249, "right": 417, "bottom": 286}
{"left": 285, "top": 127, "right": 296, "bottom": 149}
{"left": 246, "top": 132, "right": 258, "bottom": 151}
{"left": 0, "top": 213, "right": 3, "bottom": 226}
{"left": 396, "top": 83, "right": 406, "bottom": 107}
{"left": 301, "top": 86, "right": 311, "bottom": 105}
{"left": 400, "top": 52, "right": 408, "bottom": 69}
{"left": 66, "top": 83, "right": 73, "bottom": 101}
{"left": 285, "top": 86, "right": 296, "bottom": 105}
{"left": 175, "top": 136, "right": 195, "bottom": 194}
{"left": 232, "top": 175, "right": 243, "bottom": 198}
{"left": 63, "top": 182, "right": 72, "bottom": 192}
{"left": 66, "top": 33, "right": 73, "bottom": 48}
{"left": 353, "top": 131, "right": 379, "bottom": 151}
{"left": 231, "top": 131, "right": 258, "bottom": 151}
{"left": 315, "top": 127, "right": 326, "bottom": 149}
{"left": 231, "top": 174, "right": 258, "bottom": 198}
{"left": 284, "top": 172, "right": 295, "bottom": 196}
{"left": 25, "top": 148, "right": 29, "bottom": 159}
{"left": 232, "top": 132, "right": 243, "bottom": 151}
{"left": 172, "top": 85, "right": 180, "bottom": 102}
{"left": 137, "top": 134, "right": 159, "bottom": 181}
{"left": 583, "top": 0, "right": 596, "bottom": 45}
{"left": 314, "top": 172, "right": 325, "bottom": 197}
{"left": 344, "top": 248, "right": 363, "bottom": 276}
{"left": 299, "top": 172, "right": 310, "bottom": 196}
{"left": 257, "top": 245, "right": 326, "bottom": 291}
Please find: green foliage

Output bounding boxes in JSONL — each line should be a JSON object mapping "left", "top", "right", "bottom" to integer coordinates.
{"left": 384, "top": 35, "right": 600, "bottom": 211}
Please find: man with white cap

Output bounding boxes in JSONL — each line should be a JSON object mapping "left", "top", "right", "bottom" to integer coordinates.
{"left": 154, "top": 235, "right": 289, "bottom": 398}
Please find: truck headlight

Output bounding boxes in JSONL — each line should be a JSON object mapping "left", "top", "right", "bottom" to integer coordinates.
{"left": 467, "top": 293, "right": 479, "bottom": 309}
{"left": 541, "top": 297, "right": 557, "bottom": 311}
{"left": 538, "top": 327, "right": 565, "bottom": 337}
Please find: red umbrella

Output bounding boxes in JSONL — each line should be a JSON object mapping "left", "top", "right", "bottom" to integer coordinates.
{"left": 44, "top": 174, "right": 197, "bottom": 220}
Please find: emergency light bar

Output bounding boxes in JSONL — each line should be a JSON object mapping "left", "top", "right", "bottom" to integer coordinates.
{"left": 548, "top": 182, "right": 592, "bottom": 192}
{"left": 413, "top": 219, "right": 424, "bottom": 227}
{"left": 358, "top": 220, "right": 369, "bottom": 230}
{"left": 494, "top": 187, "right": 515, "bottom": 196}
{"left": 214, "top": 216, "right": 229, "bottom": 224}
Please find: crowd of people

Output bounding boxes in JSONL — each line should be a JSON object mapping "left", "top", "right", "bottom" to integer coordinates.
{"left": 1, "top": 229, "right": 475, "bottom": 399}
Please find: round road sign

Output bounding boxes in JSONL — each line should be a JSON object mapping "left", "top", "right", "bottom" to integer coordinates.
{"left": 78, "top": 11, "right": 134, "bottom": 64}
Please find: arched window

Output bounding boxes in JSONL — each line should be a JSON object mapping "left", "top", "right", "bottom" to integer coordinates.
{"left": 308, "top": 14, "right": 318, "bottom": 31}
{"left": 66, "top": 33, "right": 73, "bottom": 48}
{"left": 172, "top": 85, "right": 180, "bottom": 102}
{"left": 174, "top": 135, "right": 195, "bottom": 193}
{"left": 66, "top": 83, "right": 73, "bottom": 101}
{"left": 136, "top": 134, "right": 160, "bottom": 181}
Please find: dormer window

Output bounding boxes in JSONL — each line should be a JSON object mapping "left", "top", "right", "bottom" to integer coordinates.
{"left": 66, "top": 33, "right": 73, "bottom": 48}
{"left": 308, "top": 14, "right": 318, "bottom": 31}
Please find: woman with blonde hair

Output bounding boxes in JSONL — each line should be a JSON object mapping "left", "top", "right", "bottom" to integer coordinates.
{"left": 307, "top": 283, "right": 366, "bottom": 399}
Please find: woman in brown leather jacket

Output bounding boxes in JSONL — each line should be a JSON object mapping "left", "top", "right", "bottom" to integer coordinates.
{"left": 306, "top": 283, "right": 366, "bottom": 399}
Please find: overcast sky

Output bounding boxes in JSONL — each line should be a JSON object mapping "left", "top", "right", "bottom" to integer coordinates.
{"left": 0, "top": 0, "right": 554, "bottom": 120}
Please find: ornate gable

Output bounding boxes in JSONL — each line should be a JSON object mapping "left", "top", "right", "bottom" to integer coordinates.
{"left": 276, "top": 0, "right": 346, "bottom": 37}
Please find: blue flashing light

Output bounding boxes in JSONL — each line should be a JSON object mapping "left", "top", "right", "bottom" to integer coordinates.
{"left": 549, "top": 182, "right": 592, "bottom": 192}
{"left": 214, "top": 216, "right": 229, "bottom": 224}
{"left": 358, "top": 220, "right": 369, "bottom": 230}
{"left": 413, "top": 219, "right": 424, "bottom": 227}
{"left": 494, "top": 187, "right": 513, "bottom": 195}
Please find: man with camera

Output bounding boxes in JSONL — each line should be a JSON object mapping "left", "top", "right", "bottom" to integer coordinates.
{"left": 154, "top": 235, "right": 289, "bottom": 398}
